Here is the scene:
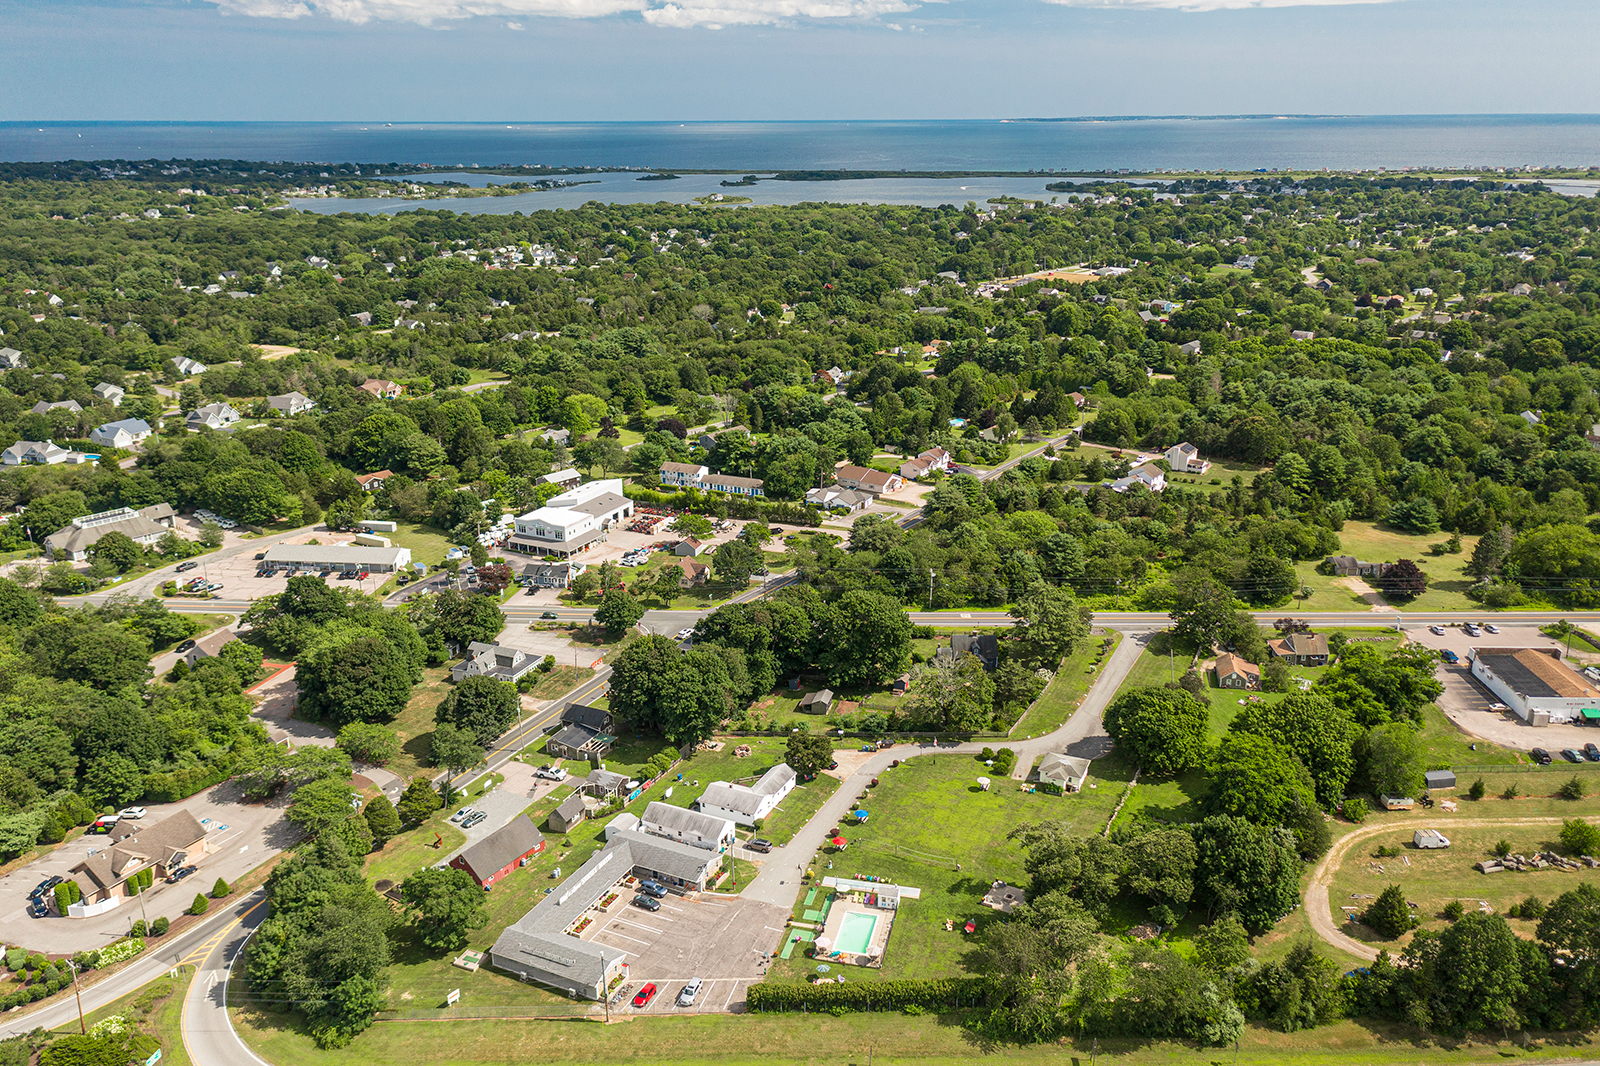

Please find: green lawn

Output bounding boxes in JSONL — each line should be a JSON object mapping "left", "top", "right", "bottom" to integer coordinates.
{"left": 384, "top": 665, "right": 454, "bottom": 783}
{"left": 764, "top": 754, "right": 1122, "bottom": 986}
{"left": 1326, "top": 802, "right": 1600, "bottom": 955}
{"left": 363, "top": 806, "right": 466, "bottom": 888}
{"left": 1010, "top": 631, "right": 1123, "bottom": 737}
{"left": 1287, "top": 522, "right": 1480, "bottom": 613}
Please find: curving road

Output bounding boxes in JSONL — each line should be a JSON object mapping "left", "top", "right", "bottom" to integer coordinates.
{"left": 181, "top": 890, "right": 273, "bottom": 1066}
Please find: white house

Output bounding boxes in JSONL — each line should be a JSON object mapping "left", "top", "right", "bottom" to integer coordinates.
{"left": 89, "top": 418, "right": 154, "bottom": 450}
{"left": 639, "top": 801, "right": 736, "bottom": 852}
{"left": 660, "top": 462, "right": 709, "bottom": 488}
{"left": 1037, "top": 753, "right": 1091, "bottom": 793}
{"left": 806, "top": 485, "right": 873, "bottom": 513}
{"left": 701, "top": 473, "right": 764, "bottom": 497}
{"left": 899, "top": 446, "right": 952, "bottom": 480}
{"left": 1165, "top": 442, "right": 1210, "bottom": 475}
{"left": 695, "top": 763, "right": 796, "bottom": 826}
{"left": 93, "top": 383, "right": 125, "bottom": 406}
{"left": 1, "top": 440, "right": 80, "bottom": 466}
{"left": 172, "top": 356, "right": 208, "bottom": 377}
{"left": 43, "top": 503, "right": 175, "bottom": 561}
{"left": 1110, "top": 462, "right": 1166, "bottom": 493}
{"left": 834, "top": 464, "right": 904, "bottom": 496}
{"left": 450, "top": 641, "right": 536, "bottom": 683}
{"left": 266, "top": 391, "right": 316, "bottom": 416}
{"left": 507, "top": 479, "right": 633, "bottom": 559}
{"left": 187, "top": 402, "right": 241, "bottom": 431}
{"left": 0, "top": 348, "right": 27, "bottom": 369}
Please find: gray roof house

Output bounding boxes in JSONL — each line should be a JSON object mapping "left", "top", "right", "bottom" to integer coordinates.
{"left": 31, "top": 400, "right": 82, "bottom": 416}
{"left": 695, "top": 763, "right": 797, "bottom": 826}
{"left": 89, "top": 418, "right": 153, "bottom": 450}
{"left": 2, "top": 440, "right": 80, "bottom": 466}
{"left": 797, "top": 689, "right": 834, "bottom": 714}
{"left": 449, "top": 642, "right": 536, "bottom": 683}
{"left": 582, "top": 769, "right": 630, "bottom": 798}
{"left": 1037, "top": 752, "right": 1091, "bottom": 793}
{"left": 546, "top": 703, "right": 616, "bottom": 760}
{"left": 547, "top": 792, "right": 592, "bottom": 833}
{"left": 187, "top": 402, "right": 240, "bottom": 431}
{"left": 172, "top": 356, "right": 208, "bottom": 376}
{"left": 0, "top": 348, "right": 27, "bottom": 369}
{"left": 639, "top": 801, "right": 736, "bottom": 852}
{"left": 940, "top": 632, "right": 1000, "bottom": 670}
{"left": 93, "top": 383, "right": 126, "bottom": 406}
{"left": 267, "top": 391, "right": 316, "bottom": 416}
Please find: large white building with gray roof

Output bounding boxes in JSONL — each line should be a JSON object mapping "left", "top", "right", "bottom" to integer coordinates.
{"left": 489, "top": 829, "right": 723, "bottom": 998}
{"left": 639, "top": 801, "right": 736, "bottom": 852}
{"left": 695, "top": 762, "right": 796, "bottom": 826}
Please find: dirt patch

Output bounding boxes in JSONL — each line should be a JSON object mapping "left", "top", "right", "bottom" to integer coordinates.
{"left": 1336, "top": 575, "right": 1394, "bottom": 611}
{"left": 252, "top": 344, "right": 304, "bottom": 360}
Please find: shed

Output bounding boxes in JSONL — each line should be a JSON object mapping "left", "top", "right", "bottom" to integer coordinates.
{"left": 604, "top": 812, "right": 641, "bottom": 841}
{"left": 548, "top": 792, "right": 590, "bottom": 833}
{"left": 1379, "top": 794, "right": 1416, "bottom": 811}
{"left": 1423, "top": 769, "right": 1457, "bottom": 790}
{"left": 798, "top": 689, "right": 834, "bottom": 714}
{"left": 450, "top": 815, "right": 546, "bottom": 888}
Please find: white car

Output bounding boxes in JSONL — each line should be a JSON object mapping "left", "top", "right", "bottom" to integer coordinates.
{"left": 1428, "top": 625, "right": 1445, "bottom": 636}
{"left": 1485, "top": 624, "right": 1500, "bottom": 634}
{"left": 676, "top": 628, "right": 694, "bottom": 640}
{"left": 119, "top": 807, "right": 147, "bottom": 820}
{"left": 677, "top": 977, "right": 703, "bottom": 1007}
{"left": 448, "top": 807, "right": 476, "bottom": 824}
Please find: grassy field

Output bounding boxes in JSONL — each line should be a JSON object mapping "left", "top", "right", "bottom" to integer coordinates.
{"left": 232, "top": 1004, "right": 1600, "bottom": 1066}
{"left": 1287, "top": 522, "right": 1480, "bottom": 613}
{"left": 1324, "top": 796, "right": 1600, "bottom": 953}
{"left": 1010, "top": 631, "right": 1123, "bottom": 737}
{"left": 384, "top": 665, "right": 454, "bottom": 783}
{"left": 764, "top": 754, "right": 1122, "bottom": 986}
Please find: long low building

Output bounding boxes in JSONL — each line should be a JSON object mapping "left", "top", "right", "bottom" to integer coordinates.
{"left": 489, "top": 828, "right": 724, "bottom": 999}
{"left": 507, "top": 478, "right": 634, "bottom": 559}
{"left": 1469, "top": 646, "right": 1600, "bottom": 726}
{"left": 695, "top": 762, "right": 797, "bottom": 826}
{"left": 260, "top": 543, "right": 413, "bottom": 573}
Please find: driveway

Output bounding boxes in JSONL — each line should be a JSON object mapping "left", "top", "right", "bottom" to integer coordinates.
{"left": 437, "top": 786, "right": 534, "bottom": 866}
{"left": 246, "top": 665, "right": 336, "bottom": 749}
{"left": 0, "top": 782, "right": 294, "bottom": 954}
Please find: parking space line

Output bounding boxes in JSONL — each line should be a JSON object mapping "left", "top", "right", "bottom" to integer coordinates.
{"left": 612, "top": 916, "right": 669, "bottom": 931}
{"left": 721, "top": 981, "right": 739, "bottom": 1011}
{"left": 599, "top": 929, "right": 652, "bottom": 946}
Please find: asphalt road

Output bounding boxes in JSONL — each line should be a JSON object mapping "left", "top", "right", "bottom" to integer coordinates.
{"left": 181, "top": 890, "right": 272, "bottom": 1066}
{"left": 0, "top": 888, "right": 269, "bottom": 1040}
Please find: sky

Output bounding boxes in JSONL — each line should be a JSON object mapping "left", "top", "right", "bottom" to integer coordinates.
{"left": 2, "top": 0, "right": 1598, "bottom": 120}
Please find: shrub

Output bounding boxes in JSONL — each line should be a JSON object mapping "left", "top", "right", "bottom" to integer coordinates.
{"left": 1500, "top": 781, "right": 1522, "bottom": 801}
{"left": 1359, "top": 884, "right": 1419, "bottom": 938}
{"left": 97, "top": 939, "right": 144, "bottom": 966}
{"left": 4, "top": 948, "right": 24, "bottom": 973}
{"left": 1342, "top": 797, "right": 1368, "bottom": 823}
{"left": 1518, "top": 895, "right": 1547, "bottom": 920}
{"left": 211, "top": 877, "right": 230, "bottom": 898}
{"left": 151, "top": 917, "right": 169, "bottom": 936}
{"left": 187, "top": 894, "right": 209, "bottom": 916}
{"left": 1560, "top": 818, "right": 1600, "bottom": 855}
{"left": 1442, "top": 900, "right": 1464, "bottom": 921}
{"left": 1556, "top": 776, "right": 1587, "bottom": 800}
{"left": 130, "top": 920, "right": 148, "bottom": 938}
{"left": 1494, "top": 839, "right": 1512, "bottom": 858}
{"left": 1467, "top": 777, "right": 1486, "bottom": 801}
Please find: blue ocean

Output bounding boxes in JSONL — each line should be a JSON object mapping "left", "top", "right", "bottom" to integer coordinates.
{"left": 3, "top": 116, "right": 1597, "bottom": 211}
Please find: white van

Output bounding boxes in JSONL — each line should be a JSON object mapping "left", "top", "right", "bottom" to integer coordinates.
{"left": 1414, "top": 829, "right": 1451, "bottom": 849}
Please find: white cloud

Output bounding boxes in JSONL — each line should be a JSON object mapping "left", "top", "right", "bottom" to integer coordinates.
{"left": 1039, "top": 0, "right": 1400, "bottom": 8}
{"left": 208, "top": 0, "right": 912, "bottom": 25}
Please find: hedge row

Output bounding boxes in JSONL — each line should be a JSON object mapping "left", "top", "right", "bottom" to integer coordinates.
{"left": 622, "top": 485, "right": 821, "bottom": 527}
{"left": 143, "top": 763, "right": 229, "bottom": 804}
{"left": 746, "top": 976, "right": 992, "bottom": 1013}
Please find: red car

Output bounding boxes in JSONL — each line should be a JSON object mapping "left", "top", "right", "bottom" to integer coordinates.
{"left": 632, "top": 982, "right": 657, "bottom": 1008}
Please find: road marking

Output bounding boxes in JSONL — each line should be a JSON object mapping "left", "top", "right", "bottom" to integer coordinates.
{"left": 599, "top": 929, "right": 651, "bottom": 946}
{"left": 612, "top": 916, "right": 669, "bottom": 930}
{"left": 721, "top": 981, "right": 739, "bottom": 1011}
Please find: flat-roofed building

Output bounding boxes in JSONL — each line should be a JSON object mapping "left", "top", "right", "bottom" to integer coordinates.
{"left": 260, "top": 543, "right": 412, "bottom": 573}
{"left": 1470, "top": 647, "right": 1600, "bottom": 726}
{"left": 507, "top": 479, "right": 633, "bottom": 559}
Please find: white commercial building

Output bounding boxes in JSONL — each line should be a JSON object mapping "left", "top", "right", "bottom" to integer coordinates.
{"left": 1469, "top": 647, "right": 1600, "bottom": 726}
{"left": 507, "top": 479, "right": 633, "bottom": 559}
{"left": 638, "top": 801, "right": 736, "bottom": 852}
{"left": 260, "top": 543, "right": 412, "bottom": 573}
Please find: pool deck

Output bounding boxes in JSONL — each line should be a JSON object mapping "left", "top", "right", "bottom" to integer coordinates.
{"left": 813, "top": 896, "right": 893, "bottom": 968}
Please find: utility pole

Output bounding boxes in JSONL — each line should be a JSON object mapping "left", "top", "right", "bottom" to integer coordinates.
{"left": 927, "top": 569, "right": 936, "bottom": 611}
{"left": 67, "top": 959, "right": 85, "bottom": 1033}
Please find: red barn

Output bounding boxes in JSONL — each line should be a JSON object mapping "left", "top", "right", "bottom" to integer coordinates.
{"left": 450, "top": 815, "right": 546, "bottom": 888}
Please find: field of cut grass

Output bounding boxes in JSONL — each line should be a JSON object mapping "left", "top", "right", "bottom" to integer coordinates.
{"left": 1287, "top": 522, "right": 1482, "bottom": 613}
{"left": 1010, "top": 631, "right": 1122, "bottom": 737}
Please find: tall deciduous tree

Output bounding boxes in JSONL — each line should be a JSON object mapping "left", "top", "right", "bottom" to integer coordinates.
{"left": 820, "top": 590, "right": 912, "bottom": 689}
{"left": 435, "top": 676, "right": 520, "bottom": 748}
{"left": 594, "top": 588, "right": 644, "bottom": 636}
{"left": 1009, "top": 582, "right": 1088, "bottom": 666}
{"left": 298, "top": 633, "right": 416, "bottom": 725}
{"left": 401, "top": 866, "right": 489, "bottom": 952}
{"left": 1231, "top": 692, "right": 1359, "bottom": 807}
{"left": 430, "top": 722, "right": 483, "bottom": 787}
{"left": 1193, "top": 815, "right": 1303, "bottom": 934}
{"left": 1103, "top": 687, "right": 1209, "bottom": 775}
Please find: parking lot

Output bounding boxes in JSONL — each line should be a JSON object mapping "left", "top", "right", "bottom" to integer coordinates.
{"left": 0, "top": 781, "right": 295, "bottom": 953}
{"left": 513, "top": 516, "right": 761, "bottom": 606}
{"left": 586, "top": 891, "right": 790, "bottom": 1014}
{"left": 1405, "top": 623, "right": 1600, "bottom": 752}
{"left": 171, "top": 530, "right": 397, "bottom": 602}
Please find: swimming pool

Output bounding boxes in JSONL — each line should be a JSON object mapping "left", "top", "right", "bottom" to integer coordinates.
{"left": 835, "top": 911, "right": 879, "bottom": 955}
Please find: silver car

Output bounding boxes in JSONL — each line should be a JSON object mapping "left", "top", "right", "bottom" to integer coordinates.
{"left": 677, "top": 977, "right": 703, "bottom": 1007}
